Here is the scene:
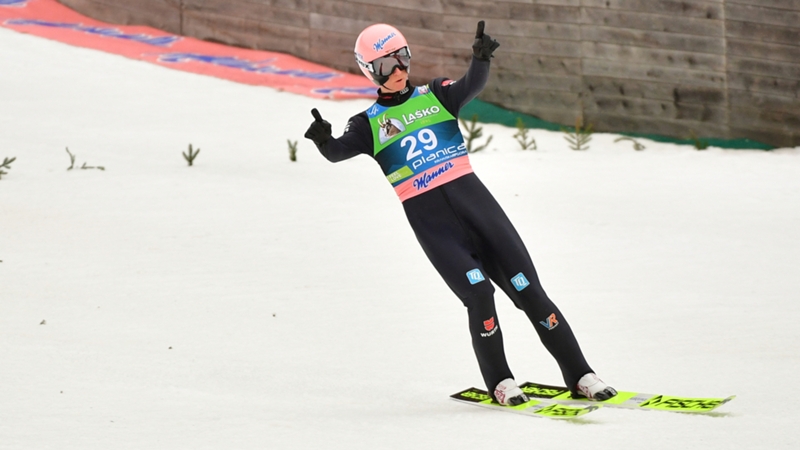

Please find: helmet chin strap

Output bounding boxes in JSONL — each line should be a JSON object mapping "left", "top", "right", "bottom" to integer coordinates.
{"left": 380, "top": 82, "right": 409, "bottom": 95}
{"left": 378, "top": 68, "right": 411, "bottom": 93}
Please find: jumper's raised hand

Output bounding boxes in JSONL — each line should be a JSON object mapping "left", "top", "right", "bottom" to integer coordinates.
{"left": 304, "top": 108, "right": 332, "bottom": 148}
{"left": 472, "top": 20, "right": 500, "bottom": 60}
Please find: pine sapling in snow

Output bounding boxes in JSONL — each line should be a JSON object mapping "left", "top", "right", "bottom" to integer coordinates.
{"left": 688, "top": 130, "right": 709, "bottom": 150}
{"left": 513, "top": 117, "right": 537, "bottom": 150}
{"left": 0, "top": 156, "right": 15, "bottom": 179}
{"left": 614, "top": 136, "right": 645, "bottom": 151}
{"left": 183, "top": 144, "right": 200, "bottom": 166}
{"left": 66, "top": 147, "right": 104, "bottom": 170}
{"left": 562, "top": 117, "right": 593, "bottom": 151}
{"left": 459, "top": 114, "right": 493, "bottom": 153}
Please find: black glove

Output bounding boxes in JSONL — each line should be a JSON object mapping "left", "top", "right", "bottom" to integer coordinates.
{"left": 472, "top": 21, "right": 500, "bottom": 61}
{"left": 304, "top": 108, "right": 332, "bottom": 148}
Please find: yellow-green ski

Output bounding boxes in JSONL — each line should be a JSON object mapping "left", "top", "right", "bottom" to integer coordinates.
{"left": 450, "top": 386, "right": 600, "bottom": 419}
{"left": 520, "top": 381, "right": 735, "bottom": 414}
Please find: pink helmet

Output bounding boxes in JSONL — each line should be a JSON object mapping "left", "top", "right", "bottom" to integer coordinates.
{"left": 354, "top": 24, "right": 411, "bottom": 86}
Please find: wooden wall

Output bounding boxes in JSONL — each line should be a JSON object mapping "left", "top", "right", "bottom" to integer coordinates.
{"left": 58, "top": 0, "right": 800, "bottom": 147}
{"left": 725, "top": 0, "right": 800, "bottom": 147}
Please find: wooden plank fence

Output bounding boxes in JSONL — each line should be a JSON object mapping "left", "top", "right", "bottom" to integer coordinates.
{"left": 58, "top": 0, "right": 800, "bottom": 147}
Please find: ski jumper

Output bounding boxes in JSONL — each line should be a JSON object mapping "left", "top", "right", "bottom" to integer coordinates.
{"left": 316, "top": 56, "right": 593, "bottom": 393}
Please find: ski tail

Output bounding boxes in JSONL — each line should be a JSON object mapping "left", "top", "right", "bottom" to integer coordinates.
{"left": 450, "top": 386, "right": 600, "bottom": 419}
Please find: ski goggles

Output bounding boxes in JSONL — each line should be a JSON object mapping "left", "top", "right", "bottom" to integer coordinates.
{"left": 365, "top": 47, "right": 411, "bottom": 83}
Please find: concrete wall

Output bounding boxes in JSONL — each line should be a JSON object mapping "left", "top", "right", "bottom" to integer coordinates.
{"left": 59, "top": 0, "right": 800, "bottom": 147}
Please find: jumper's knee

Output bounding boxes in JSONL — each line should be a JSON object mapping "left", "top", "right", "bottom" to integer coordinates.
{"left": 456, "top": 282, "right": 495, "bottom": 309}
{"left": 508, "top": 285, "right": 551, "bottom": 312}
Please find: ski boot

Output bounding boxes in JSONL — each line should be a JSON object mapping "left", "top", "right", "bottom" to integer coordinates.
{"left": 574, "top": 373, "right": 617, "bottom": 401}
{"left": 494, "top": 378, "right": 529, "bottom": 406}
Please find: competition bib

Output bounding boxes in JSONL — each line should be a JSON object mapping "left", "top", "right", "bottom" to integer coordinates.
{"left": 367, "top": 85, "right": 473, "bottom": 201}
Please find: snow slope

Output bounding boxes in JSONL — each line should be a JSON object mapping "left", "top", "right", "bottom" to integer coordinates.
{"left": 1, "top": 26, "right": 799, "bottom": 450}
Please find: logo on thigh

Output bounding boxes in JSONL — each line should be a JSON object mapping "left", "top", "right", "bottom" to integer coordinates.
{"left": 511, "top": 272, "right": 530, "bottom": 291}
{"left": 539, "top": 313, "right": 559, "bottom": 330}
{"left": 466, "top": 268, "right": 485, "bottom": 285}
{"left": 481, "top": 316, "right": 498, "bottom": 337}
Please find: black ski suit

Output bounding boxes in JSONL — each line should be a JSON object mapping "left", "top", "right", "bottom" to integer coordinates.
{"left": 313, "top": 56, "right": 593, "bottom": 395}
